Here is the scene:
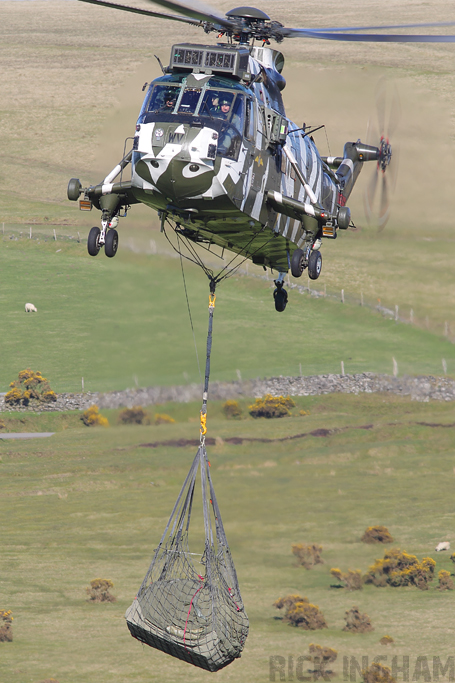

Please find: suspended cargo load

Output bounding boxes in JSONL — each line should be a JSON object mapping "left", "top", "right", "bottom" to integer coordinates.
{"left": 125, "top": 445, "right": 249, "bottom": 672}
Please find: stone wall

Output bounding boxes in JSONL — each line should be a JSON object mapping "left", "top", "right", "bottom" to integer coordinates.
{"left": 2, "top": 373, "right": 454, "bottom": 412}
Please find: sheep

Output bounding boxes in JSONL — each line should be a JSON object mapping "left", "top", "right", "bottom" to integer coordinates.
{"left": 435, "top": 542, "right": 450, "bottom": 551}
{"left": 25, "top": 303, "right": 37, "bottom": 313}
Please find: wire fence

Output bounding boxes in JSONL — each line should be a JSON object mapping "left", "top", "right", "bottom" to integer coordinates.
{"left": 1, "top": 222, "right": 454, "bottom": 393}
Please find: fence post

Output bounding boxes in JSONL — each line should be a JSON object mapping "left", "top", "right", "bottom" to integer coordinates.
{"left": 442, "top": 359, "right": 447, "bottom": 375}
{"left": 299, "top": 363, "right": 302, "bottom": 377}
{"left": 53, "top": 229, "right": 57, "bottom": 241}
{"left": 444, "top": 321, "right": 449, "bottom": 337}
{"left": 360, "top": 291, "right": 364, "bottom": 306}
{"left": 410, "top": 309, "right": 414, "bottom": 324}
{"left": 392, "top": 357, "right": 398, "bottom": 377}
{"left": 30, "top": 226, "right": 32, "bottom": 239}
{"left": 395, "top": 305, "right": 399, "bottom": 322}
{"left": 236, "top": 369, "right": 242, "bottom": 382}
{"left": 341, "top": 289, "right": 344, "bottom": 303}
{"left": 341, "top": 361, "right": 345, "bottom": 376}
{"left": 81, "top": 377, "right": 84, "bottom": 392}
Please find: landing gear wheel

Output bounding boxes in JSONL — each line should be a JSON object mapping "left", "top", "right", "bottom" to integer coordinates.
{"left": 273, "top": 280, "right": 288, "bottom": 313}
{"left": 105, "top": 229, "right": 119, "bottom": 258}
{"left": 67, "top": 178, "right": 82, "bottom": 201}
{"left": 290, "top": 248, "right": 306, "bottom": 278}
{"left": 308, "top": 250, "right": 322, "bottom": 280}
{"left": 87, "top": 227, "right": 101, "bottom": 256}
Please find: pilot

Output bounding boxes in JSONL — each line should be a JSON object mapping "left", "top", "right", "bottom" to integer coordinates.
{"left": 219, "top": 98, "right": 232, "bottom": 119}
{"left": 161, "top": 90, "right": 177, "bottom": 111}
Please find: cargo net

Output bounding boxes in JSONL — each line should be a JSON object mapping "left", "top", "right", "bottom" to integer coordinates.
{"left": 125, "top": 445, "right": 249, "bottom": 672}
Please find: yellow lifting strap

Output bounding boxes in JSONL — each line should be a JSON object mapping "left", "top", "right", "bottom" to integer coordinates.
{"left": 209, "top": 293, "right": 216, "bottom": 309}
{"left": 200, "top": 410, "right": 207, "bottom": 436}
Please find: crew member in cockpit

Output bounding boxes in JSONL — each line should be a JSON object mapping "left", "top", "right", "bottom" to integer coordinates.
{"left": 219, "top": 98, "right": 232, "bottom": 119}
{"left": 161, "top": 89, "right": 177, "bottom": 111}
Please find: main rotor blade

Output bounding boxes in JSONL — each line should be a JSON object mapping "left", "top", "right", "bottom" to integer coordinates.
{"left": 78, "top": 0, "right": 201, "bottom": 25}
{"left": 279, "top": 28, "right": 455, "bottom": 42}
{"left": 300, "top": 20, "right": 455, "bottom": 33}
{"left": 144, "top": 0, "right": 235, "bottom": 29}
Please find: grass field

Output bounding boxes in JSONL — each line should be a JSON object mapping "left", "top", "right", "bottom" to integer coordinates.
{"left": 2, "top": 394, "right": 455, "bottom": 683}
{"left": 1, "top": 3, "right": 455, "bottom": 682}
{"left": 1, "top": 234, "right": 454, "bottom": 393}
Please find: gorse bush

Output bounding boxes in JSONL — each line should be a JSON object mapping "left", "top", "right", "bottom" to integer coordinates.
{"left": 437, "top": 570, "right": 454, "bottom": 591}
{"left": 362, "top": 663, "right": 397, "bottom": 683}
{"left": 222, "top": 400, "right": 243, "bottom": 419}
{"left": 117, "top": 406, "right": 149, "bottom": 424}
{"left": 361, "top": 525, "right": 394, "bottom": 544}
{"left": 308, "top": 643, "right": 338, "bottom": 678}
{"left": 154, "top": 413, "right": 175, "bottom": 425}
{"left": 343, "top": 606, "right": 373, "bottom": 633}
{"left": 81, "top": 405, "right": 109, "bottom": 427}
{"left": 380, "top": 635, "right": 394, "bottom": 646}
{"left": 86, "top": 579, "right": 116, "bottom": 603}
{"left": 0, "top": 609, "right": 13, "bottom": 642}
{"left": 274, "top": 594, "right": 327, "bottom": 630}
{"left": 292, "top": 543, "right": 323, "bottom": 569}
{"left": 330, "top": 568, "right": 363, "bottom": 590}
{"left": 4, "top": 369, "right": 57, "bottom": 406}
{"left": 364, "top": 548, "right": 436, "bottom": 590}
{"left": 249, "top": 394, "right": 295, "bottom": 418}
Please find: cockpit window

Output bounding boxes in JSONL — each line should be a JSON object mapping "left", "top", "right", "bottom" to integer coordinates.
{"left": 147, "top": 85, "right": 179, "bottom": 113}
{"left": 177, "top": 88, "right": 201, "bottom": 115}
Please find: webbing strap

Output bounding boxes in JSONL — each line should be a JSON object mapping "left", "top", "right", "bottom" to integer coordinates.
{"left": 200, "top": 282, "right": 216, "bottom": 443}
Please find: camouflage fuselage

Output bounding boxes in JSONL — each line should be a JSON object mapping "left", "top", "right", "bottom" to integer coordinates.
{"left": 130, "top": 53, "right": 339, "bottom": 272}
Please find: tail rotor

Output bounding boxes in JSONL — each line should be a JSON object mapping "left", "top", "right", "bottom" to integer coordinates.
{"left": 364, "top": 78, "right": 401, "bottom": 231}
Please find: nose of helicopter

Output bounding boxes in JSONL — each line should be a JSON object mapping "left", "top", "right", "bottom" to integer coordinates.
{"left": 154, "top": 157, "right": 215, "bottom": 201}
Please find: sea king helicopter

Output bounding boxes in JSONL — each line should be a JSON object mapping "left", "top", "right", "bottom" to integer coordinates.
{"left": 67, "top": 0, "right": 455, "bottom": 311}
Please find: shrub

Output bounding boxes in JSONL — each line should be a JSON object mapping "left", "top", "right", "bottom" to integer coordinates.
{"left": 361, "top": 526, "right": 394, "bottom": 544}
{"left": 0, "top": 419, "right": 5, "bottom": 430}
{"left": 249, "top": 394, "right": 295, "bottom": 418}
{"left": 81, "top": 405, "right": 109, "bottom": 427}
{"left": 273, "top": 594, "right": 306, "bottom": 610}
{"left": 154, "top": 413, "right": 175, "bottom": 425}
{"left": 4, "top": 369, "right": 57, "bottom": 406}
{"left": 308, "top": 643, "right": 338, "bottom": 678}
{"left": 274, "top": 594, "right": 327, "bottom": 630}
{"left": 117, "top": 406, "right": 149, "bottom": 425}
{"left": 299, "top": 409, "right": 310, "bottom": 416}
{"left": 292, "top": 543, "right": 323, "bottom": 569}
{"left": 86, "top": 578, "right": 116, "bottom": 603}
{"left": 343, "top": 606, "right": 373, "bottom": 633}
{"left": 330, "top": 568, "right": 363, "bottom": 590}
{"left": 380, "top": 635, "right": 394, "bottom": 646}
{"left": 437, "top": 570, "right": 454, "bottom": 591}
{"left": 362, "top": 662, "right": 396, "bottom": 683}
{"left": 222, "top": 399, "right": 243, "bottom": 419}
{"left": 0, "top": 609, "right": 13, "bottom": 642}
{"left": 364, "top": 548, "right": 435, "bottom": 590}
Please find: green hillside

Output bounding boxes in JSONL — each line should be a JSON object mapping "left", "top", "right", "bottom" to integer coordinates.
{"left": 0, "top": 233, "right": 453, "bottom": 393}
{"left": 1, "top": 394, "right": 455, "bottom": 683}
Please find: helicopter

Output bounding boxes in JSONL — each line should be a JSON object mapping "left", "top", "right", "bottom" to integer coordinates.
{"left": 67, "top": 0, "right": 455, "bottom": 311}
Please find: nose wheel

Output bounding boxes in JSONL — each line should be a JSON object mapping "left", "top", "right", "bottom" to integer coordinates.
{"left": 87, "top": 217, "right": 119, "bottom": 258}
{"left": 273, "top": 279, "right": 288, "bottom": 312}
